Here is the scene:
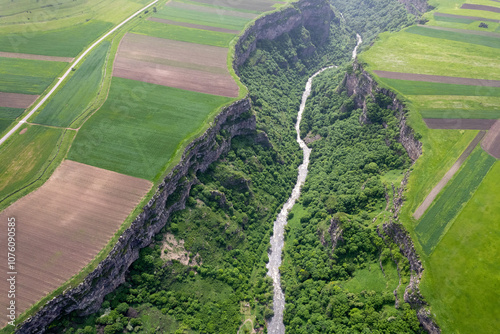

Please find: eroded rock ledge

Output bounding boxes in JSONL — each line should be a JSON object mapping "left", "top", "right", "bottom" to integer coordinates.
{"left": 14, "top": 0, "right": 333, "bottom": 332}
{"left": 341, "top": 61, "right": 440, "bottom": 334}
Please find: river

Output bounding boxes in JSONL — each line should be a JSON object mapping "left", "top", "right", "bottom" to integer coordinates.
{"left": 265, "top": 32, "right": 363, "bottom": 334}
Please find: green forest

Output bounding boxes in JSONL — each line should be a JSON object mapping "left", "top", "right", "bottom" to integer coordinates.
{"left": 46, "top": 0, "right": 427, "bottom": 333}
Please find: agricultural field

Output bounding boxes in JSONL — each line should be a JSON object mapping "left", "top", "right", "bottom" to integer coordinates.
{"left": 406, "top": 25, "right": 500, "bottom": 48}
{"left": 155, "top": 3, "right": 252, "bottom": 30}
{"left": 361, "top": 1, "right": 500, "bottom": 332}
{"left": 376, "top": 78, "right": 500, "bottom": 96}
{"left": 113, "top": 33, "right": 239, "bottom": 97}
{"left": 0, "top": 125, "right": 64, "bottom": 205}
{"left": 131, "top": 19, "right": 237, "bottom": 46}
{"left": 0, "top": 57, "right": 66, "bottom": 94}
{"left": 0, "top": 108, "right": 23, "bottom": 133}
{"left": 0, "top": 160, "right": 151, "bottom": 318}
{"left": 482, "top": 119, "right": 500, "bottom": 158}
{"left": 359, "top": 31, "right": 500, "bottom": 80}
{"left": 33, "top": 42, "right": 111, "bottom": 127}
{"left": 420, "top": 161, "right": 500, "bottom": 334}
{"left": 0, "top": 0, "right": 152, "bottom": 57}
{"left": 67, "top": 77, "right": 232, "bottom": 181}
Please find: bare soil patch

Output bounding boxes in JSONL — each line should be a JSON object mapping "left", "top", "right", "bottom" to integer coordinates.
{"left": 167, "top": 1, "right": 258, "bottom": 19}
{"left": 148, "top": 17, "right": 240, "bottom": 34}
{"left": 0, "top": 52, "right": 73, "bottom": 62}
{"left": 0, "top": 160, "right": 151, "bottom": 320}
{"left": 19, "top": 128, "right": 27, "bottom": 135}
{"left": 117, "top": 33, "right": 229, "bottom": 69}
{"left": 461, "top": 3, "right": 500, "bottom": 13}
{"left": 434, "top": 12, "right": 500, "bottom": 23}
{"left": 114, "top": 56, "right": 239, "bottom": 97}
{"left": 414, "top": 131, "right": 486, "bottom": 219}
{"left": 0, "top": 92, "right": 38, "bottom": 109}
{"left": 160, "top": 233, "right": 201, "bottom": 266}
{"left": 374, "top": 70, "right": 500, "bottom": 87}
{"left": 418, "top": 24, "right": 500, "bottom": 38}
{"left": 423, "top": 118, "right": 496, "bottom": 129}
{"left": 482, "top": 119, "right": 500, "bottom": 158}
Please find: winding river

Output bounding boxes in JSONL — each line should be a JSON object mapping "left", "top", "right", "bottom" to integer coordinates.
{"left": 265, "top": 33, "right": 363, "bottom": 334}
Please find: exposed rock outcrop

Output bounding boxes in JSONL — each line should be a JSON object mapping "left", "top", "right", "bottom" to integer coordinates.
{"left": 15, "top": 99, "right": 255, "bottom": 334}
{"left": 341, "top": 61, "right": 439, "bottom": 333}
{"left": 397, "top": 0, "right": 429, "bottom": 16}
{"left": 13, "top": 0, "right": 334, "bottom": 332}
{"left": 234, "top": 0, "right": 334, "bottom": 69}
{"left": 341, "top": 61, "right": 422, "bottom": 161}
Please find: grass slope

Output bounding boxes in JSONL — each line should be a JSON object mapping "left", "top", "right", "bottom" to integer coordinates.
{"left": 420, "top": 161, "right": 500, "bottom": 334}
{"left": 132, "top": 20, "right": 236, "bottom": 47}
{"left": 416, "top": 146, "right": 496, "bottom": 254}
{"left": 68, "top": 77, "right": 233, "bottom": 181}
{"left": 0, "top": 57, "right": 67, "bottom": 94}
{"left": 33, "top": 42, "right": 111, "bottom": 127}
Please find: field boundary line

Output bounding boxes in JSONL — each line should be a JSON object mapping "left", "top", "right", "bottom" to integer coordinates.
{"left": 413, "top": 130, "right": 486, "bottom": 220}
{"left": 373, "top": 70, "right": 500, "bottom": 87}
{"left": 0, "top": 0, "right": 159, "bottom": 147}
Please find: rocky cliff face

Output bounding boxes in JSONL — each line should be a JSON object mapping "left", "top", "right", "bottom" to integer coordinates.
{"left": 15, "top": 99, "right": 255, "bottom": 334}
{"left": 397, "top": 0, "right": 428, "bottom": 16}
{"left": 341, "top": 61, "right": 422, "bottom": 161}
{"left": 13, "top": 0, "right": 333, "bottom": 333}
{"left": 234, "top": 0, "right": 334, "bottom": 68}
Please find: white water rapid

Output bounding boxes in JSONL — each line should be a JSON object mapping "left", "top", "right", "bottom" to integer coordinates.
{"left": 265, "top": 32, "right": 363, "bottom": 334}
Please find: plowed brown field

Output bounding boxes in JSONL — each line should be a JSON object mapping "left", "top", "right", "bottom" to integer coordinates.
{"left": 0, "top": 160, "right": 151, "bottom": 323}
{"left": 482, "top": 119, "right": 500, "bottom": 158}
{"left": 374, "top": 70, "right": 500, "bottom": 87}
{"left": 461, "top": 3, "right": 500, "bottom": 13}
{"left": 113, "top": 33, "right": 239, "bottom": 97}
{"left": 0, "top": 92, "right": 38, "bottom": 109}
{"left": 423, "top": 118, "right": 496, "bottom": 129}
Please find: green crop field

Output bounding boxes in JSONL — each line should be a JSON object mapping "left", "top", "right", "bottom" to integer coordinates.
{"left": 415, "top": 146, "right": 496, "bottom": 254}
{"left": 0, "top": 21, "right": 113, "bottom": 57}
{"left": 154, "top": 5, "right": 251, "bottom": 30}
{"left": 377, "top": 78, "right": 500, "bottom": 97}
{"left": 33, "top": 42, "right": 111, "bottom": 127}
{"left": 410, "top": 95, "right": 500, "bottom": 112}
{"left": 360, "top": 31, "right": 500, "bottom": 80}
{"left": 420, "top": 161, "right": 500, "bottom": 334}
{"left": 172, "top": 0, "right": 261, "bottom": 14}
{"left": 406, "top": 26, "right": 500, "bottom": 49}
{"left": 68, "top": 77, "right": 233, "bottom": 181}
{"left": 0, "top": 107, "right": 24, "bottom": 133}
{"left": 434, "top": 13, "right": 476, "bottom": 24}
{"left": 0, "top": 125, "right": 63, "bottom": 203}
{"left": 132, "top": 20, "right": 236, "bottom": 47}
{"left": 0, "top": 57, "right": 66, "bottom": 94}
{"left": 419, "top": 108, "right": 500, "bottom": 118}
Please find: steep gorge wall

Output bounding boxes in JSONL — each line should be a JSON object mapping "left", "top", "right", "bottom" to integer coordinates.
{"left": 13, "top": 0, "right": 334, "bottom": 332}
{"left": 234, "top": 0, "right": 334, "bottom": 69}
{"left": 341, "top": 62, "right": 439, "bottom": 333}
{"left": 341, "top": 61, "right": 422, "bottom": 161}
{"left": 397, "top": 0, "right": 428, "bottom": 16}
